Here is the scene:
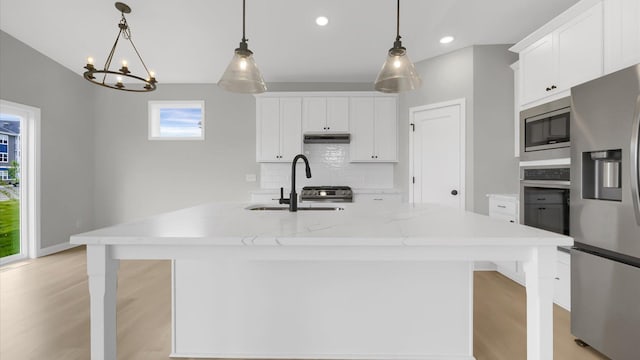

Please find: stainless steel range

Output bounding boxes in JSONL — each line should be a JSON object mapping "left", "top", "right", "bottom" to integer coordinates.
{"left": 300, "top": 186, "right": 353, "bottom": 203}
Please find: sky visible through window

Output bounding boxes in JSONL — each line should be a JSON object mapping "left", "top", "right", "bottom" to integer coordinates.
{"left": 0, "top": 114, "right": 21, "bottom": 127}
{"left": 159, "top": 107, "right": 202, "bottom": 137}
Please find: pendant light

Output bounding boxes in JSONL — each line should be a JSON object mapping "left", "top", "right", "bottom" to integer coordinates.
{"left": 83, "top": 2, "right": 157, "bottom": 92}
{"left": 218, "top": 0, "right": 267, "bottom": 94}
{"left": 374, "top": 0, "right": 422, "bottom": 93}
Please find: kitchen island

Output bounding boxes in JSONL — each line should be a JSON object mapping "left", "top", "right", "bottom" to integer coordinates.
{"left": 71, "top": 202, "right": 572, "bottom": 360}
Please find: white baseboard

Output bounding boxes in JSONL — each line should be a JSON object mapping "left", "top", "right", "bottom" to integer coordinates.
{"left": 37, "top": 242, "right": 81, "bottom": 257}
{"left": 474, "top": 261, "right": 497, "bottom": 271}
{"left": 170, "top": 353, "right": 475, "bottom": 360}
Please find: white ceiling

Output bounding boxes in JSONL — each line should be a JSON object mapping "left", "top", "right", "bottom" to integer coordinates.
{"left": 0, "top": 0, "right": 580, "bottom": 84}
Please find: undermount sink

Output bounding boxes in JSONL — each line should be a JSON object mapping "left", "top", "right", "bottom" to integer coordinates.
{"left": 246, "top": 205, "right": 344, "bottom": 211}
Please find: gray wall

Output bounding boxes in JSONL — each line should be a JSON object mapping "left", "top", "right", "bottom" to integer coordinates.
{"left": 0, "top": 30, "right": 95, "bottom": 248}
{"left": 396, "top": 45, "right": 519, "bottom": 214}
{"left": 472, "top": 45, "right": 519, "bottom": 214}
{"left": 93, "top": 82, "right": 370, "bottom": 227}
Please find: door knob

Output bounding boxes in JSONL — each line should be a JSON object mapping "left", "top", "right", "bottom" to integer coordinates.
{"left": 451, "top": 190, "right": 458, "bottom": 196}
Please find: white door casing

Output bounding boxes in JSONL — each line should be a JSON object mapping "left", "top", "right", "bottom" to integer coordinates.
{"left": 409, "top": 99, "right": 466, "bottom": 209}
{"left": 0, "top": 99, "right": 41, "bottom": 264}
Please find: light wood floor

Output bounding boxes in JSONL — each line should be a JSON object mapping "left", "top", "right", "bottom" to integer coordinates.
{"left": 1, "top": 247, "right": 609, "bottom": 360}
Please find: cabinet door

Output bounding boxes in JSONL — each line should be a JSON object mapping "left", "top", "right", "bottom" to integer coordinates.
{"left": 280, "top": 97, "right": 303, "bottom": 161}
{"left": 555, "top": 2, "right": 603, "bottom": 90}
{"left": 374, "top": 97, "right": 398, "bottom": 161}
{"left": 257, "top": 98, "right": 281, "bottom": 162}
{"left": 520, "top": 34, "right": 555, "bottom": 105}
{"left": 326, "top": 97, "right": 349, "bottom": 132}
{"left": 302, "top": 97, "right": 326, "bottom": 132}
{"left": 349, "top": 97, "right": 375, "bottom": 161}
{"left": 604, "top": 0, "right": 640, "bottom": 73}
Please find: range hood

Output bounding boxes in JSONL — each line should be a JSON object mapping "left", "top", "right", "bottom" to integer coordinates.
{"left": 303, "top": 133, "right": 350, "bottom": 144}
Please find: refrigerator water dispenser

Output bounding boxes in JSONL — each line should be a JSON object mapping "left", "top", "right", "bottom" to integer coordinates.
{"left": 582, "top": 149, "right": 622, "bottom": 201}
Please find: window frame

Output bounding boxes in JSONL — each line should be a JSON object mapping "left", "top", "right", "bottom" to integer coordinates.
{"left": 148, "top": 100, "right": 205, "bottom": 141}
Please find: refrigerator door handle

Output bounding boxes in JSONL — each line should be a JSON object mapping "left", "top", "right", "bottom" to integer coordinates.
{"left": 631, "top": 95, "right": 640, "bottom": 225}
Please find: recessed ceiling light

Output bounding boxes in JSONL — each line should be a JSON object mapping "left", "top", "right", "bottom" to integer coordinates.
{"left": 440, "top": 36, "right": 455, "bottom": 44}
{"left": 316, "top": 16, "right": 329, "bottom": 26}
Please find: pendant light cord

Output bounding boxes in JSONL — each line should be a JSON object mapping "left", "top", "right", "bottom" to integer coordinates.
{"left": 396, "top": 0, "right": 401, "bottom": 41}
{"left": 242, "top": 0, "right": 247, "bottom": 42}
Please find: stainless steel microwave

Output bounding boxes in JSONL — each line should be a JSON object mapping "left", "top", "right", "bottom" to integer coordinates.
{"left": 520, "top": 96, "right": 571, "bottom": 161}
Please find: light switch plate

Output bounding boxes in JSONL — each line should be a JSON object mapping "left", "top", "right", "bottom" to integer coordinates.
{"left": 245, "top": 174, "right": 257, "bottom": 182}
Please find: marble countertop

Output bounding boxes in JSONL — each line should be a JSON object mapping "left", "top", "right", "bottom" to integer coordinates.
{"left": 71, "top": 202, "right": 572, "bottom": 248}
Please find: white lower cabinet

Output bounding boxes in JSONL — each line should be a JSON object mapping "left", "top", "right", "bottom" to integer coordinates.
{"left": 488, "top": 194, "right": 525, "bottom": 283}
{"left": 554, "top": 251, "right": 571, "bottom": 311}
{"left": 488, "top": 194, "right": 571, "bottom": 309}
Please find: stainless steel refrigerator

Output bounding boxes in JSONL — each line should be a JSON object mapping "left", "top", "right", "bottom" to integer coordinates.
{"left": 570, "top": 64, "right": 640, "bottom": 360}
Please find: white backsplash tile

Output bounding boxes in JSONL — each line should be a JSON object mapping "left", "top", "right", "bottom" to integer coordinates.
{"left": 260, "top": 144, "right": 394, "bottom": 189}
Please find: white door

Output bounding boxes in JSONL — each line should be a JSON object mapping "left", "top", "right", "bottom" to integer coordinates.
{"left": 0, "top": 99, "right": 39, "bottom": 264}
{"left": 410, "top": 99, "right": 465, "bottom": 209}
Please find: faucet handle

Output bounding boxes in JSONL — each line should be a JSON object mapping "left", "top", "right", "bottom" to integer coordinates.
{"left": 278, "top": 187, "right": 290, "bottom": 204}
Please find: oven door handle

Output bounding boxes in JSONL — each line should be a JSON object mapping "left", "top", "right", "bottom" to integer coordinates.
{"left": 630, "top": 95, "right": 640, "bottom": 225}
{"left": 521, "top": 180, "right": 571, "bottom": 188}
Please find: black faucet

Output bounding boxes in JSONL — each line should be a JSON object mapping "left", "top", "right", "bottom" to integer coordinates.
{"left": 278, "top": 154, "right": 312, "bottom": 212}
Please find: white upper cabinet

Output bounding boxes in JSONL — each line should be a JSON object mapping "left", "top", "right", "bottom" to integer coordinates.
{"left": 604, "top": 0, "right": 640, "bottom": 73}
{"left": 518, "top": 1, "right": 603, "bottom": 106}
{"left": 350, "top": 96, "right": 398, "bottom": 162}
{"left": 555, "top": 2, "right": 604, "bottom": 89}
{"left": 326, "top": 97, "right": 349, "bottom": 132}
{"left": 303, "top": 97, "right": 349, "bottom": 133}
{"left": 520, "top": 34, "right": 556, "bottom": 104}
{"left": 256, "top": 97, "right": 302, "bottom": 162}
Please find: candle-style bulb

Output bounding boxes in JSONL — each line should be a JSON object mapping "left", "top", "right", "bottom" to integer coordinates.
{"left": 87, "top": 57, "right": 94, "bottom": 65}
{"left": 117, "top": 76, "right": 123, "bottom": 83}
{"left": 122, "top": 60, "right": 128, "bottom": 67}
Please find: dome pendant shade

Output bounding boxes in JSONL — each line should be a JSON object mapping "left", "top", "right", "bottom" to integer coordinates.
{"left": 374, "top": 47, "right": 422, "bottom": 93}
{"left": 218, "top": 44, "right": 266, "bottom": 94}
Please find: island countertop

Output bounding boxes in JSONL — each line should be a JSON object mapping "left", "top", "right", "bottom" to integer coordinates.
{"left": 71, "top": 202, "right": 572, "bottom": 248}
{"left": 73, "top": 202, "right": 572, "bottom": 360}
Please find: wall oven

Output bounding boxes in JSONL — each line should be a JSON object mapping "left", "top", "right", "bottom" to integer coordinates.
{"left": 520, "top": 166, "right": 571, "bottom": 248}
{"left": 520, "top": 96, "right": 571, "bottom": 161}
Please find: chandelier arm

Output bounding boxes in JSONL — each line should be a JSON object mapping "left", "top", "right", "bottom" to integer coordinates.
{"left": 129, "top": 37, "right": 152, "bottom": 77}
{"left": 102, "top": 28, "right": 124, "bottom": 84}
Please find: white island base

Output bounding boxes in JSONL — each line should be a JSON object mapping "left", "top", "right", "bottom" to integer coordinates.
{"left": 71, "top": 202, "right": 571, "bottom": 360}
{"left": 173, "top": 260, "right": 473, "bottom": 359}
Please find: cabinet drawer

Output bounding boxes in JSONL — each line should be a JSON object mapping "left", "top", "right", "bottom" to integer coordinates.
{"left": 491, "top": 212, "right": 518, "bottom": 224}
{"left": 354, "top": 193, "right": 402, "bottom": 203}
{"left": 489, "top": 199, "right": 517, "bottom": 216}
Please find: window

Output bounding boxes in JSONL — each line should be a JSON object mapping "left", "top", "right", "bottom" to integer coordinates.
{"left": 148, "top": 101, "right": 205, "bottom": 140}
{"left": 0, "top": 170, "right": 7, "bottom": 181}
{"left": 0, "top": 134, "right": 7, "bottom": 144}
{"left": 0, "top": 153, "right": 7, "bottom": 163}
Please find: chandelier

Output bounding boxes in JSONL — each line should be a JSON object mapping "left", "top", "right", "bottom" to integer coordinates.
{"left": 83, "top": 2, "right": 157, "bottom": 92}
